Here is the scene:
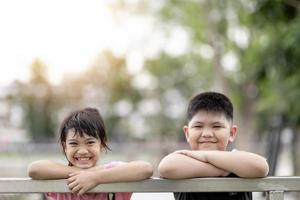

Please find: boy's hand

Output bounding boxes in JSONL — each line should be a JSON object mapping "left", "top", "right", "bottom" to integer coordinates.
{"left": 68, "top": 171, "right": 99, "bottom": 195}
{"left": 174, "top": 150, "right": 208, "bottom": 162}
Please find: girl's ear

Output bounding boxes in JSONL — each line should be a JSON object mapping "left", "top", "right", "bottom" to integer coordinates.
{"left": 229, "top": 125, "right": 237, "bottom": 143}
{"left": 100, "top": 145, "right": 105, "bottom": 152}
{"left": 183, "top": 125, "right": 190, "bottom": 143}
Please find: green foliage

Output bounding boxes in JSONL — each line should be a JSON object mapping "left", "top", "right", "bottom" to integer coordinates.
{"left": 249, "top": 1, "right": 300, "bottom": 126}
{"left": 17, "top": 59, "right": 59, "bottom": 142}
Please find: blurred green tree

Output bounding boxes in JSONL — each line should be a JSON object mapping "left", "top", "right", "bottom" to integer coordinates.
{"left": 142, "top": 1, "right": 257, "bottom": 148}
{"left": 246, "top": 1, "right": 300, "bottom": 175}
{"left": 17, "top": 59, "right": 59, "bottom": 142}
{"left": 154, "top": 0, "right": 300, "bottom": 174}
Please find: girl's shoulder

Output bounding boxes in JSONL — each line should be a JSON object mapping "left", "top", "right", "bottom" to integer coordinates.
{"left": 104, "top": 161, "right": 126, "bottom": 169}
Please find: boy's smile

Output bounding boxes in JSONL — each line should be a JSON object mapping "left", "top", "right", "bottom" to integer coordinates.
{"left": 183, "top": 111, "right": 237, "bottom": 151}
{"left": 64, "top": 130, "right": 102, "bottom": 169}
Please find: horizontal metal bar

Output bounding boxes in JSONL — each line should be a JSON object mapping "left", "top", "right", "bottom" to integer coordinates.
{"left": 0, "top": 177, "right": 300, "bottom": 193}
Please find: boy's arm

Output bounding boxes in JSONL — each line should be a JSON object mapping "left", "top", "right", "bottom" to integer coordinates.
{"left": 28, "top": 160, "right": 80, "bottom": 179}
{"left": 158, "top": 153, "right": 229, "bottom": 179}
{"left": 177, "top": 150, "right": 269, "bottom": 178}
{"left": 67, "top": 161, "right": 153, "bottom": 195}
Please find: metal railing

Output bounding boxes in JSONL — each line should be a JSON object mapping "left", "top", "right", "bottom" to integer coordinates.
{"left": 0, "top": 177, "right": 299, "bottom": 200}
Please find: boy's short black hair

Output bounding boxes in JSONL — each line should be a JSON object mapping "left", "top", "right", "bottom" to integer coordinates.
{"left": 59, "top": 107, "right": 110, "bottom": 150}
{"left": 187, "top": 91, "right": 233, "bottom": 122}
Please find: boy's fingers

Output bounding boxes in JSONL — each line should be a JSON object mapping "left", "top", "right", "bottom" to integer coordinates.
{"left": 175, "top": 150, "right": 188, "bottom": 154}
{"left": 176, "top": 150, "right": 194, "bottom": 158}
{"left": 174, "top": 150, "right": 183, "bottom": 154}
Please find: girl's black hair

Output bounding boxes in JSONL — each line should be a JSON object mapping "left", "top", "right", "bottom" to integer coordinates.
{"left": 59, "top": 107, "right": 110, "bottom": 151}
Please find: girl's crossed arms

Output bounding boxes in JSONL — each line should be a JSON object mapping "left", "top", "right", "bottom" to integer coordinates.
{"left": 28, "top": 108, "right": 153, "bottom": 199}
{"left": 28, "top": 159, "right": 153, "bottom": 195}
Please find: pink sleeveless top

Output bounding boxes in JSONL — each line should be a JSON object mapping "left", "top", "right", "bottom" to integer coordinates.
{"left": 45, "top": 161, "right": 132, "bottom": 200}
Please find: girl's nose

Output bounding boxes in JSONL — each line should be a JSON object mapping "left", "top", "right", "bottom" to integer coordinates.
{"left": 77, "top": 147, "right": 88, "bottom": 154}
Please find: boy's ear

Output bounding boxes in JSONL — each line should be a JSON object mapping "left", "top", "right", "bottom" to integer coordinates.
{"left": 183, "top": 125, "right": 190, "bottom": 142}
{"left": 229, "top": 125, "right": 237, "bottom": 142}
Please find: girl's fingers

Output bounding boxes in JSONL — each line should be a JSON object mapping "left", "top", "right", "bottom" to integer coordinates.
{"left": 67, "top": 176, "right": 76, "bottom": 184}
{"left": 70, "top": 184, "right": 81, "bottom": 193}
{"left": 68, "top": 180, "right": 78, "bottom": 189}
{"left": 69, "top": 171, "right": 80, "bottom": 177}
{"left": 77, "top": 188, "right": 86, "bottom": 196}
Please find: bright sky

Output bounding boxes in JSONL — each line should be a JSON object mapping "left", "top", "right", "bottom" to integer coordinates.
{"left": 0, "top": 0, "right": 120, "bottom": 86}
{"left": 0, "top": 0, "right": 192, "bottom": 87}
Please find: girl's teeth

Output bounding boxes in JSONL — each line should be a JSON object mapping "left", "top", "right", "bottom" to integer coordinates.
{"left": 77, "top": 158, "right": 90, "bottom": 161}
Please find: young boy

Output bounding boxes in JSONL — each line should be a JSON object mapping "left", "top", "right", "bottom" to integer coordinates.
{"left": 158, "top": 92, "right": 269, "bottom": 200}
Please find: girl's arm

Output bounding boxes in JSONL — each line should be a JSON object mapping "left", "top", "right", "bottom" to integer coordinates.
{"left": 158, "top": 153, "right": 229, "bottom": 179}
{"left": 67, "top": 161, "right": 153, "bottom": 195}
{"left": 28, "top": 160, "right": 80, "bottom": 179}
{"left": 177, "top": 150, "right": 269, "bottom": 178}
{"left": 91, "top": 161, "right": 153, "bottom": 183}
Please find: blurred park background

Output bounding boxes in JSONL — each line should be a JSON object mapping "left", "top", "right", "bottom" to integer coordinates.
{"left": 1, "top": 0, "right": 300, "bottom": 199}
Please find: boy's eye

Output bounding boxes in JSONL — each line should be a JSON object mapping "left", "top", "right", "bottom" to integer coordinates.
{"left": 213, "top": 125, "right": 222, "bottom": 129}
{"left": 193, "top": 125, "right": 203, "bottom": 129}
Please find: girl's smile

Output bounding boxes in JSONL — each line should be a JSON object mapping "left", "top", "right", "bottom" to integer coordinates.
{"left": 64, "top": 129, "right": 102, "bottom": 169}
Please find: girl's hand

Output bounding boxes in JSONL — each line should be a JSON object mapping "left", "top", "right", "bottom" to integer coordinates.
{"left": 174, "top": 150, "right": 208, "bottom": 162}
{"left": 88, "top": 165, "right": 103, "bottom": 171}
{"left": 67, "top": 171, "right": 98, "bottom": 195}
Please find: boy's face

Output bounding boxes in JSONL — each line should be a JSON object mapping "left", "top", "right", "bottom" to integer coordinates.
{"left": 63, "top": 129, "right": 102, "bottom": 169}
{"left": 183, "top": 111, "right": 237, "bottom": 151}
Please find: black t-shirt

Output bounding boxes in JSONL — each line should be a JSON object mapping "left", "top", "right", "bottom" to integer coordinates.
{"left": 174, "top": 174, "right": 252, "bottom": 200}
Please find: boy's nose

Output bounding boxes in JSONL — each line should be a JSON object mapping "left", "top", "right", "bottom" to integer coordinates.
{"left": 202, "top": 128, "right": 214, "bottom": 137}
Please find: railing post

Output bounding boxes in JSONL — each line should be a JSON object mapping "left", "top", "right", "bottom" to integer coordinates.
{"left": 267, "top": 191, "right": 284, "bottom": 200}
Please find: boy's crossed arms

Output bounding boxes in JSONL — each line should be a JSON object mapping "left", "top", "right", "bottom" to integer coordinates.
{"left": 158, "top": 150, "right": 269, "bottom": 179}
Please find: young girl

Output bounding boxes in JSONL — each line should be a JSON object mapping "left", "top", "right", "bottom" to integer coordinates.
{"left": 28, "top": 107, "right": 153, "bottom": 200}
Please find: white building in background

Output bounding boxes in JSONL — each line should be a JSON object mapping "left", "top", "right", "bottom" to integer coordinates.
{"left": 0, "top": 85, "right": 27, "bottom": 145}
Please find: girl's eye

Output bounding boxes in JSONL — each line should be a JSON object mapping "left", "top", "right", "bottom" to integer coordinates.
{"left": 68, "top": 142, "right": 77, "bottom": 146}
{"left": 87, "top": 141, "right": 96, "bottom": 145}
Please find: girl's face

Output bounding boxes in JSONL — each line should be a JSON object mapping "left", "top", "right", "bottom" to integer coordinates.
{"left": 63, "top": 129, "right": 102, "bottom": 169}
{"left": 183, "top": 111, "right": 237, "bottom": 151}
